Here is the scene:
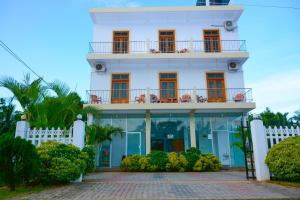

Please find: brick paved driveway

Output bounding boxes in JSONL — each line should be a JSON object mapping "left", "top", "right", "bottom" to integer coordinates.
{"left": 27, "top": 172, "right": 300, "bottom": 199}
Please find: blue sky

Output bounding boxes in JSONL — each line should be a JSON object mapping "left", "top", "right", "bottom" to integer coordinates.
{"left": 0, "top": 0, "right": 300, "bottom": 115}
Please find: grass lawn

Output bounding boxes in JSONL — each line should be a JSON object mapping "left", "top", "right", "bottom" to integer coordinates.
{"left": 0, "top": 185, "right": 61, "bottom": 200}
{"left": 268, "top": 180, "right": 300, "bottom": 188}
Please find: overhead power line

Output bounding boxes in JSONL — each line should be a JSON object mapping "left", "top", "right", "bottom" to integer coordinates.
{"left": 0, "top": 40, "right": 49, "bottom": 85}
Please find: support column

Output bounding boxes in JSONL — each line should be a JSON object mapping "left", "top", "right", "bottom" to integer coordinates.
{"left": 146, "top": 110, "right": 151, "bottom": 154}
{"left": 250, "top": 118, "right": 270, "bottom": 181}
{"left": 87, "top": 114, "right": 94, "bottom": 126}
{"left": 15, "top": 117, "right": 30, "bottom": 139}
{"left": 73, "top": 114, "right": 85, "bottom": 150}
{"left": 189, "top": 110, "right": 196, "bottom": 148}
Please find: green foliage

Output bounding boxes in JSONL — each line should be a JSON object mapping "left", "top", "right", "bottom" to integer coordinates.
{"left": 82, "top": 145, "right": 96, "bottom": 173}
{"left": 265, "top": 136, "right": 300, "bottom": 181}
{"left": 0, "top": 98, "right": 21, "bottom": 136}
{"left": 181, "top": 147, "right": 201, "bottom": 171}
{"left": 193, "top": 154, "right": 222, "bottom": 172}
{"left": 85, "top": 124, "right": 123, "bottom": 145}
{"left": 147, "top": 150, "right": 168, "bottom": 172}
{"left": 138, "top": 156, "right": 151, "bottom": 171}
{"left": 165, "top": 152, "right": 188, "bottom": 172}
{"left": 37, "top": 141, "right": 87, "bottom": 184}
{"left": 120, "top": 154, "right": 143, "bottom": 172}
{"left": 0, "top": 133, "right": 40, "bottom": 191}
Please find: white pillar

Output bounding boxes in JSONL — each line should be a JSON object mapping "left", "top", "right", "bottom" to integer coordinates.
{"left": 72, "top": 114, "right": 85, "bottom": 150}
{"left": 146, "top": 110, "right": 151, "bottom": 154}
{"left": 189, "top": 110, "right": 196, "bottom": 147}
{"left": 206, "top": 0, "right": 210, "bottom": 6}
{"left": 87, "top": 114, "right": 94, "bottom": 126}
{"left": 15, "top": 120, "right": 30, "bottom": 139}
{"left": 250, "top": 119, "right": 270, "bottom": 181}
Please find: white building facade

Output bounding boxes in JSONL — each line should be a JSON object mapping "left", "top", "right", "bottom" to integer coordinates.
{"left": 86, "top": 1, "right": 255, "bottom": 168}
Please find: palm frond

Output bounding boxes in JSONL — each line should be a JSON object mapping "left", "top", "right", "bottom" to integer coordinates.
{"left": 48, "top": 80, "right": 70, "bottom": 97}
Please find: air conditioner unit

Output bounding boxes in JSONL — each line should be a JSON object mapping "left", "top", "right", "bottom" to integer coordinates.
{"left": 224, "top": 20, "right": 236, "bottom": 31}
{"left": 228, "top": 62, "right": 240, "bottom": 71}
{"left": 95, "top": 63, "right": 106, "bottom": 72}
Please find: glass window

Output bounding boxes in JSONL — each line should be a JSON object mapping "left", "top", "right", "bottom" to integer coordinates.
{"left": 151, "top": 114, "right": 190, "bottom": 153}
{"left": 204, "top": 30, "right": 220, "bottom": 52}
{"left": 159, "top": 30, "right": 175, "bottom": 53}
{"left": 113, "top": 31, "right": 129, "bottom": 54}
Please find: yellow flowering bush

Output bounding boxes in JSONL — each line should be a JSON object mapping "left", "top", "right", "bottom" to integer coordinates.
{"left": 166, "top": 152, "right": 188, "bottom": 172}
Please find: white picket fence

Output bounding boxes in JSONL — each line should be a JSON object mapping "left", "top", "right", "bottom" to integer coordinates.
{"left": 26, "top": 127, "right": 73, "bottom": 146}
{"left": 265, "top": 126, "right": 300, "bottom": 149}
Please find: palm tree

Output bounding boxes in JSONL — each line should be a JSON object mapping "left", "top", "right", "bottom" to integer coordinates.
{"left": 0, "top": 74, "right": 46, "bottom": 121}
{"left": 85, "top": 124, "right": 123, "bottom": 145}
{"left": 0, "top": 98, "right": 21, "bottom": 135}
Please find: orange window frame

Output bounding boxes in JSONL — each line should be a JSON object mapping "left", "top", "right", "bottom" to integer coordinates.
{"left": 159, "top": 72, "right": 178, "bottom": 102}
{"left": 203, "top": 30, "right": 221, "bottom": 52}
{"left": 159, "top": 30, "right": 175, "bottom": 53}
{"left": 206, "top": 72, "right": 226, "bottom": 102}
{"left": 113, "top": 31, "right": 129, "bottom": 54}
{"left": 111, "top": 73, "right": 129, "bottom": 104}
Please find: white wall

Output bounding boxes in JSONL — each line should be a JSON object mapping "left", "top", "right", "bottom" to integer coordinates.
{"left": 90, "top": 62, "right": 244, "bottom": 91}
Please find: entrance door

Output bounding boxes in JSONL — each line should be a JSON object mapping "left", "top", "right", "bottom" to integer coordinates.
{"left": 213, "top": 131, "right": 230, "bottom": 165}
{"left": 206, "top": 73, "right": 226, "bottom": 102}
{"left": 98, "top": 141, "right": 111, "bottom": 168}
{"left": 113, "top": 31, "right": 129, "bottom": 54}
{"left": 126, "top": 132, "right": 141, "bottom": 156}
{"left": 159, "top": 30, "right": 175, "bottom": 53}
{"left": 111, "top": 74, "right": 129, "bottom": 104}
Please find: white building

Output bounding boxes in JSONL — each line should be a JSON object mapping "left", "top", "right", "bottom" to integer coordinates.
{"left": 85, "top": 0, "right": 255, "bottom": 168}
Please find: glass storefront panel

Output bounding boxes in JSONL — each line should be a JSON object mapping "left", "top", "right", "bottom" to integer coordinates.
{"left": 94, "top": 114, "right": 146, "bottom": 167}
{"left": 195, "top": 113, "right": 245, "bottom": 167}
{"left": 151, "top": 114, "right": 190, "bottom": 153}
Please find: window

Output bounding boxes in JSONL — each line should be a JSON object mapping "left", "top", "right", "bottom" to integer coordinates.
{"left": 111, "top": 73, "right": 129, "bottom": 103}
{"left": 204, "top": 30, "right": 221, "bottom": 52}
{"left": 159, "top": 73, "right": 178, "bottom": 102}
{"left": 206, "top": 73, "right": 226, "bottom": 102}
{"left": 113, "top": 31, "right": 129, "bottom": 54}
{"left": 159, "top": 30, "right": 175, "bottom": 53}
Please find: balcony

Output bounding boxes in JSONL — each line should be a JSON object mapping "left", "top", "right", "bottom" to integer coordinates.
{"left": 86, "top": 88, "right": 255, "bottom": 112}
{"left": 89, "top": 40, "right": 246, "bottom": 54}
{"left": 87, "top": 40, "right": 248, "bottom": 64}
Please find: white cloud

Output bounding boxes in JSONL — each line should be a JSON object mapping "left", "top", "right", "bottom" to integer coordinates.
{"left": 249, "top": 68, "right": 300, "bottom": 115}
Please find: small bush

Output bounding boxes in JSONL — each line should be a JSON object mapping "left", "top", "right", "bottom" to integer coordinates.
{"left": 82, "top": 145, "right": 96, "bottom": 173}
{"left": 139, "top": 156, "right": 151, "bottom": 171}
{"left": 147, "top": 151, "right": 168, "bottom": 172}
{"left": 193, "top": 154, "right": 222, "bottom": 172}
{"left": 37, "top": 141, "right": 87, "bottom": 184}
{"left": 182, "top": 147, "right": 201, "bottom": 171}
{"left": 120, "top": 154, "right": 142, "bottom": 172}
{"left": 0, "top": 133, "right": 40, "bottom": 191}
{"left": 265, "top": 136, "right": 300, "bottom": 181}
{"left": 166, "top": 152, "right": 188, "bottom": 172}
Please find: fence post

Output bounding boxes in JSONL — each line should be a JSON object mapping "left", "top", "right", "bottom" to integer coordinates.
{"left": 15, "top": 115, "right": 30, "bottom": 139}
{"left": 250, "top": 117, "right": 270, "bottom": 181}
{"left": 72, "top": 114, "right": 85, "bottom": 150}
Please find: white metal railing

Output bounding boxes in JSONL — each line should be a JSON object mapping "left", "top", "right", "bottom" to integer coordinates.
{"left": 265, "top": 126, "right": 300, "bottom": 149}
{"left": 89, "top": 40, "right": 247, "bottom": 54}
{"left": 26, "top": 127, "right": 73, "bottom": 146}
{"left": 87, "top": 88, "right": 252, "bottom": 105}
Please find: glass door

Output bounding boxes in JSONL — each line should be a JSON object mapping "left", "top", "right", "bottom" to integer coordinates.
{"left": 206, "top": 73, "right": 226, "bottom": 102}
{"left": 126, "top": 132, "right": 141, "bottom": 156}
{"left": 204, "top": 30, "right": 221, "bottom": 52}
{"left": 159, "top": 30, "right": 175, "bottom": 53}
{"left": 98, "top": 141, "right": 111, "bottom": 168}
{"left": 113, "top": 31, "right": 129, "bottom": 54}
{"left": 212, "top": 131, "right": 230, "bottom": 166}
{"left": 111, "top": 74, "right": 129, "bottom": 104}
{"left": 159, "top": 73, "right": 178, "bottom": 103}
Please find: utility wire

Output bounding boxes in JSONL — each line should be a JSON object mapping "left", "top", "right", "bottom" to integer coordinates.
{"left": 0, "top": 40, "right": 49, "bottom": 85}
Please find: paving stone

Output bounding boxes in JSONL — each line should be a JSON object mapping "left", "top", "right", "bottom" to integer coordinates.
{"left": 22, "top": 172, "right": 300, "bottom": 200}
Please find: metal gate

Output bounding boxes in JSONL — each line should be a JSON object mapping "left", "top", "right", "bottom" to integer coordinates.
{"left": 241, "top": 118, "right": 256, "bottom": 180}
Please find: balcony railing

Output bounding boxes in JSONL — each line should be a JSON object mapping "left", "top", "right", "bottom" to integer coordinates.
{"left": 87, "top": 88, "right": 253, "bottom": 105}
{"left": 88, "top": 40, "right": 246, "bottom": 54}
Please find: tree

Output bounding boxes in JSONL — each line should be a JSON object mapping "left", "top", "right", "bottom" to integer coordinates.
{"left": 85, "top": 124, "right": 123, "bottom": 145}
{"left": 255, "top": 107, "right": 291, "bottom": 127}
{"left": 0, "top": 98, "right": 21, "bottom": 135}
{"left": 289, "top": 110, "right": 300, "bottom": 126}
{"left": 0, "top": 133, "right": 40, "bottom": 191}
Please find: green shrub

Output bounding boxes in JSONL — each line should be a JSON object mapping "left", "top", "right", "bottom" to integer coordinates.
{"left": 82, "top": 145, "right": 96, "bottom": 173}
{"left": 182, "top": 147, "right": 201, "bottom": 171}
{"left": 0, "top": 133, "right": 40, "bottom": 191}
{"left": 120, "top": 154, "right": 143, "bottom": 172}
{"left": 265, "top": 136, "right": 300, "bottom": 181}
{"left": 147, "top": 150, "right": 168, "bottom": 172}
{"left": 139, "top": 156, "right": 151, "bottom": 171}
{"left": 37, "top": 141, "right": 87, "bottom": 184}
{"left": 193, "top": 154, "right": 222, "bottom": 172}
{"left": 165, "top": 152, "right": 188, "bottom": 172}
